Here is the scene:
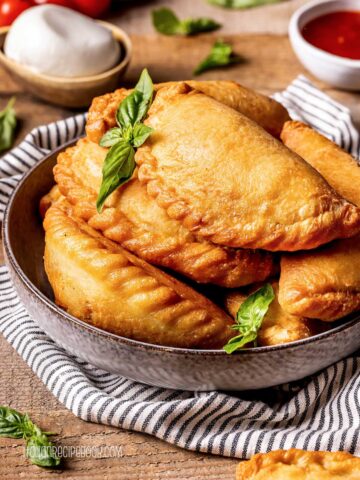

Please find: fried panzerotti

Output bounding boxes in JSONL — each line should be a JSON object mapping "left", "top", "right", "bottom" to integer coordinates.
{"left": 54, "top": 138, "right": 276, "bottom": 287}
{"left": 281, "top": 121, "right": 360, "bottom": 207}
{"left": 236, "top": 449, "right": 360, "bottom": 479}
{"left": 43, "top": 201, "right": 233, "bottom": 349}
{"left": 279, "top": 236, "right": 360, "bottom": 321}
{"left": 85, "top": 80, "right": 290, "bottom": 143}
{"left": 225, "top": 282, "right": 316, "bottom": 346}
{"left": 280, "top": 121, "right": 360, "bottom": 320}
{"left": 136, "top": 84, "right": 360, "bottom": 251}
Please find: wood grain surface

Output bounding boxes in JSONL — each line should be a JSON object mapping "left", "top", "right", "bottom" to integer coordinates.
{"left": 109, "top": 0, "right": 310, "bottom": 35}
{"left": 0, "top": 19, "right": 359, "bottom": 480}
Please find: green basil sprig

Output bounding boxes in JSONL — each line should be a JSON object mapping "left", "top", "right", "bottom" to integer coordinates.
{"left": 208, "top": 0, "right": 282, "bottom": 8}
{"left": 0, "top": 406, "right": 60, "bottom": 468}
{"left": 0, "top": 97, "right": 16, "bottom": 153}
{"left": 152, "top": 7, "right": 221, "bottom": 36}
{"left": 194, "top": 40, "right": 242, "bottom": 75}
{"left": 223, "top": 284, "right": 275, "bottom": 354}
{"left": 97, "top": 69, "right": 154, "bottom": 212}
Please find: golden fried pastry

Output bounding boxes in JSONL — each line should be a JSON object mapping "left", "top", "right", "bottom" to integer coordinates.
{"left": 39, "top": 185, "right": 62, "bottom": 218}
{"left": 158, "top": 81, "right": 290, "bottom": 138}
{"left": 225, "top": 282, "right": 315, "bottom": 346}
{"left": 236, "top": 449, "right": 360, "bottom": 479}
{"left": 280, "top": 121, "right": 360, "bottom": 320}
{"left": 86, "top": 80, "right": 290, "bottom": 143}
{"left": 136, "top": 83, "right": 360, "bottom": 251}
{"left": 43, "top": 201, "right": 234, "bottom": 349}
{"left": 281, "top": 121, "right": 360, "bottom": 206}
{"left": 54, "top": 138, "right": 276, "bottom": 287}
{"left": 279, "top": 236, "right": 360, "bottom": 321}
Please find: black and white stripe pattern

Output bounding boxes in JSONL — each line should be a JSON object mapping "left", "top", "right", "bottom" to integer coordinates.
{"left": 273, "top": 75, "right": 360, "bottom": 157}
{"left": 1, "top": 77, "right": 360, "bottom": 458}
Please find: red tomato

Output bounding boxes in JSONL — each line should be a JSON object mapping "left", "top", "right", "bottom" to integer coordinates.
{"left": 31, "top": 0, "right": 75, "bottom": 7}
{"left": 72, "top": 0, "right": 110, "bottom": 18}
{"left": 0, "top": 0, "right": 31, "bottom": 26}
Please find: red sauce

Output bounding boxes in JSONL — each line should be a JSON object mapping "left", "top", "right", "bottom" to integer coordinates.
{"left": 302, "top": 11, "right": 360, "bottom": 60}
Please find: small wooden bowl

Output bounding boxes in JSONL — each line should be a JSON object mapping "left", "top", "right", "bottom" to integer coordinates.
{"left": 0, "top": 21, "right": 132, "bottom": 108}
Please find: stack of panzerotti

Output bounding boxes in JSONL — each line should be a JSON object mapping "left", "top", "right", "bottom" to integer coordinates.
{"left": 41, "top": 70, "right": 360, "bottom": 352}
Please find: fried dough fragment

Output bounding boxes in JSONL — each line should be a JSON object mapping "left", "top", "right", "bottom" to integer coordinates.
{"left": 43, "top": 201, "right": 233, "bottom": 348}
{"left": 236, "top": 449, "right": 360, "bottom": 480}
{"left": 86, "top": 80, "right": 290, "bottom": 143}
{"left": 54, "top": 138, "right": 276, "bottom": 287}
{"left": 280, "top": 121, "right": 360, "bottom": 320}
{"left": 39, "top": 185, "right": 61, "bottom": 218}
{"left": 136, "top": 83, "right": 360, "bottom": 251}
{"left": 224, "top": 282, "right": 316, "bottom": 346}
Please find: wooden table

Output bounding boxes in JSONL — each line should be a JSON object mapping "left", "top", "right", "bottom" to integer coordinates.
{"left": 0, "top": 4, "right": 360, "bottom": 478}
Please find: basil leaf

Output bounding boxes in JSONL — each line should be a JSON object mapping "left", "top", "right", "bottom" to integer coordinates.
{"left": 116, "top": 90, "right": 143, "bottom": 129}
{"left": 22, "top": 413, "right": 38, "bottom": 438}
{"left": 223, "top": 333, "right": 256, "bottom": 354}
{"left": 99, "top": 127, "right": 123, "bottom": 148}
{"left": 152, "top": 7, "right": 221, "bottom": 35}
{"left": 0, "top": 406, "right": 27, "bottom": 438}
{"left": 132, "top": 124, "right": 153, "bottom": 148}
{"left": 97, "top": 70, "right": 154, "bottom": 211}
{"left": 152, "top": 8, "right": 181, "bottom": 35}
{"left": 223, "top": 284, "right": 275, "bottom": 354}
{"left": 26, "top": 434, "right": 60, "bottom": 468}
{"left": 0, "top": 97, "right": 16, "bottom": 153}
{"left": 23, "top": 415, "right": 60, "bottom": 467}
{"left": 96, "top": 140, "right": 135, "bottom": 212}
{"left": 0, "top": 406, "right": 61, "bottom": 468}
{"left": 208, "top": 0, "right": 282, "bottom": 8}
{"left": 182, "top": 17, "right": 221, "bottom": 35}
{"left": 116, "top": 69, "right": 153, "bottom": 128}
{"left": 134, "top": 68, "right": 153, "bottom": 113}
{"left": 194, "top": 40, "right": 242, "bottom": 75}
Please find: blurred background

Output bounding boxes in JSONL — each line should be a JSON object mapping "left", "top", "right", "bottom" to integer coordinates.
{"left": 107, "top": 0, "right": 308, "bottom": 35}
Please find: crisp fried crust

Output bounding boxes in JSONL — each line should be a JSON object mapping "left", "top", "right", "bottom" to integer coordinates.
{"left": 280, "top": 121, "right": 360, "bottom": 320}
{"left": 43, "top": 201, "right": 233, "bottom": 349}
{"left": 86, "top": 87, "right": 128, "bottom": 144}
{"left": 279, "top": 236, "right": 360, "bottom": 321}
{"left": 39, "top": 185, "right": 62, "bottom": 218}
{"left": 136, "top": 84, "right": 360, "bottom": 251}
{"left": 224, "top": 282, "right": 319, "bottom": 346}
{"left": 85, "top": 80, "right": 290, "bottom": 144}
{"left": 54, "top": 138, "right": 276, "bottom": 287}
{"left": 236, "top": 449, "right": 360, "bottom": 479}
{"left": 281, "top": 121, "right": 360, "bottom": 207}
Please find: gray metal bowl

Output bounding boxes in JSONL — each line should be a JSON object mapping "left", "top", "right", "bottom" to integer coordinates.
{"left": 3, "top": 141, "right": 360, "bottom": 391}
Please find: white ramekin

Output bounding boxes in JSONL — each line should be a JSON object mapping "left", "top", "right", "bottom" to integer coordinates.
{"left": 289, "top": 0, "right": 360, "bottom": 90}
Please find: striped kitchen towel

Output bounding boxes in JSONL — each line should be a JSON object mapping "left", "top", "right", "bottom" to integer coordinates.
{"left": 0, "top": 75, "right": 360, "bottom": 459}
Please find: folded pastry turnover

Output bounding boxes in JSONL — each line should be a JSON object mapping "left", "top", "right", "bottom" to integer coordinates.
{"left": 236, "top": 449, "right": 360, "bottom": 479}
{"left": 54, "top": 138, "right": 276, "bottom": 287}
{"left": 280, "top": 121, "right": 360, "bottom": 320}
{"left": 86, "top": 79, "right": 290, "bottom": 143}
{"left": 136, "top": 83, "right": 360, "bottom": 251}
{"left": 43, "top": 201, "right": 234, "bottom": 348}
{"left": 224, "top": 282, "right": 321, "bottom": 346}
